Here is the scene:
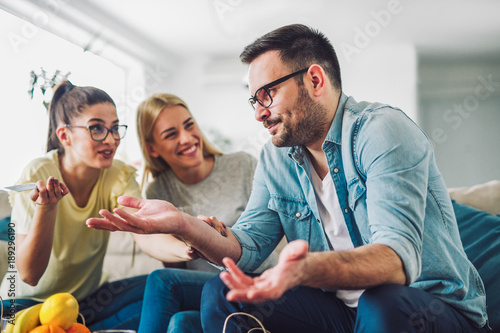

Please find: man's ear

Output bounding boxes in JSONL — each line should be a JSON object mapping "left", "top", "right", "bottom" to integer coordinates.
{"left": 146, "top": 142, "right": 160, "bottom": 158}
{"left": 306, "top": 64, "right": 327, "bottom": 97}
{"left": 56, "top": 126, "right": 70, "bottom": 146}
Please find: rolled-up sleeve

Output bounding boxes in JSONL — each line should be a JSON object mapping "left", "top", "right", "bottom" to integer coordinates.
{"left": 231, "top": 151, "right": 285, "bottom": 273}
{"left": 354, "top": 108, "right": 432, "bottom": 284}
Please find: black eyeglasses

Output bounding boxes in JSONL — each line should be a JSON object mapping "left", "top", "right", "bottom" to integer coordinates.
{"left": 64, "top": 124, "right": 128, "bottom": 142}
{"left": 248, "top": 67, "right": 309, "bottom": 110}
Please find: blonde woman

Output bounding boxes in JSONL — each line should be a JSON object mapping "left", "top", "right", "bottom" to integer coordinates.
{"left": 133, "top": 93, "right": 277, "bottom": 333}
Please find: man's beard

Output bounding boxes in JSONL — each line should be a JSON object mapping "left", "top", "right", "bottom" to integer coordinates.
{"left": 267, "top": 86, "right": 329, "bottom": 148}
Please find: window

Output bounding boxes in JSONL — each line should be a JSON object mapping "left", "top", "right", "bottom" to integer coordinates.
{"left": 0, "top": 9, "right": 142, "bottom": 187}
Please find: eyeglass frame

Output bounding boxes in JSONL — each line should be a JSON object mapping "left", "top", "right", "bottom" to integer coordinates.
{"left": 63, "top": 124, "right": 128, "bottom": 142}
{"left": 248, "top": 67, "right": 309, "bottom": 110}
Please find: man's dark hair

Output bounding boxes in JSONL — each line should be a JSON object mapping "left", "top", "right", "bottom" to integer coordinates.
{"left": 240, "top": 24, "right": 342, "bottom": 90}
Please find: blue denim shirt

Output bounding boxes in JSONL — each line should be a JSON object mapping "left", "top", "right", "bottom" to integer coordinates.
{"left": 231, "top": 93, "right": 487, "bottom": 327}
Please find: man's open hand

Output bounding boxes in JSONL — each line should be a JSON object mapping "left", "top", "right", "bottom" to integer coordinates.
{"left": 220, "top": 239, "right": 309, "bottom": 303}
{"left": 86, "top": 196, "right": 185, "bottom": 234}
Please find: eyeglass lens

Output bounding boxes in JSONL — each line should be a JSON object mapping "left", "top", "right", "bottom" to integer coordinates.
{"left": 90, "top": 125, "right": 127, "bottom": 141}
{"left": 255, "top": 88, "right": 272, "bottom": 108}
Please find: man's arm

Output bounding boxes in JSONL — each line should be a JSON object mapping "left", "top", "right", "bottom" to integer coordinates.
{"left": 220, "top": 240, "right": 405, "bottom": 303}
{"left": 86, "top": 196, "right": 242, "bottom": 266}
{"left": 301, "top": 243, "right": 405, "bottom": 289}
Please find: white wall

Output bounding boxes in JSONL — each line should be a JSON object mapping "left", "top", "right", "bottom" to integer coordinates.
{"left": 418, "top": 52, "right": 500, "bottom": 187}
{"left": 340, "top": 43, "right": 417, "bottom": 121}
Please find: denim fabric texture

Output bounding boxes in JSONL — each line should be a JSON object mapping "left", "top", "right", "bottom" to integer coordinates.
{"left": 230, "top": 93, "right": 487, "bottom": 327}
{"left": 167, "top": 311, "right": 202, "bottom": 333}
{"left": 138, "top": 268, "right": 216, "bottom": 333}
{"left": 80, "top": 274, "right": 147, "bottom": 331}
{"left": 201, "top": 275, "right": 488, "bottom": 333}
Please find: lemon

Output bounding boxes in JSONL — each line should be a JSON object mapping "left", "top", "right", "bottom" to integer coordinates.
{"left": 39, "top": 293, "right": 79, "bottom": 330}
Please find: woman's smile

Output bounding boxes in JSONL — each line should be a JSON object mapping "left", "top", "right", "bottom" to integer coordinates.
{"left": 178, "top": 144, "right": 198, "bottom": 156}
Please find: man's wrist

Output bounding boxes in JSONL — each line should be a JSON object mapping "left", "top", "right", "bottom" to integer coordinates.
{"left": 299, "top": 252, "right": 315, "bottom": 286}
{"left": 176, "top": 211, "right": 194, "bottom": 238}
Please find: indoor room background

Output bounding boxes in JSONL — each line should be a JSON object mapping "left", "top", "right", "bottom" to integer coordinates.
{"left": 0, "top": 0, "right": 499, "bottom": 189}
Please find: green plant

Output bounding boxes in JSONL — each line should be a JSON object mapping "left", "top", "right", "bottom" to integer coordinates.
{"left": 28, "top": 68, "right": 71, "bottom": 111}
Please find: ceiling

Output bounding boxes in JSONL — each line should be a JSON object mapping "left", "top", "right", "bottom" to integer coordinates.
{"left": 2, "top": 0, "right": 500, "bottom": 68}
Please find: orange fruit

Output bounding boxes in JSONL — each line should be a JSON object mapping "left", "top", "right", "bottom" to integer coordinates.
{"left": 65, "top": 323, "right": 91, "bottom": 333}
{"left": 28, "top": 324, "right": 66, "bottom": 333}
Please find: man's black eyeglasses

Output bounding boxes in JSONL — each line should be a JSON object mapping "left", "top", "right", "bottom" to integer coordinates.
{"left": 64, "top": 124, "right": 128, "bottom": 142}
{"left": 248, "top": 67, "right": 309, "bottom": 110}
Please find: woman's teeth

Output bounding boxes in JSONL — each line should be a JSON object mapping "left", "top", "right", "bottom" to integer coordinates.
{"left": 182, "top": 146, "right": 196, "bottom": 155}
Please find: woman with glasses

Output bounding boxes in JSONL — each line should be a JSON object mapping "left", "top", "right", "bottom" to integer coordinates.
{"left": 0, "top": 80, "right": 146, "bottom": 331}
{"left": 132, "top": 93, "right": 277, "bottom": 333}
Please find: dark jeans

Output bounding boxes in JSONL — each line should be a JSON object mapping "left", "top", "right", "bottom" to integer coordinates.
{"left": 200, "top": 276, "right": 488, "bottom": 333}
{"left": 138, "top": 268, "right": 216, "bottom": 333}
{"left": 2, "top": 275, "right": 147, "bottom": 331}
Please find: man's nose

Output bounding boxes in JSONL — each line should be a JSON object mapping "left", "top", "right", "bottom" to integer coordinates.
{"left": 254, "top": 104, "right": 270, "bottom": 122}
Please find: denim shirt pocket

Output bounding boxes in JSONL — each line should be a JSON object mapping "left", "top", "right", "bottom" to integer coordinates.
{"left": 268, "top": 195, "right": 312, "bottom": 241}
{"left": 268, "top": 195, "right": 312, "bottom": 220}
{"left": 347, "top": 178, "right": 366, "bottom": 211}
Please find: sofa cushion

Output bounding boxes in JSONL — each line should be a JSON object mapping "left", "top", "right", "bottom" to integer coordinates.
{"left": 103, "top": 231, "right": 163, "bottom": 282}
{"left": 449, "top": 180, "right": 500, "bottom": 215}
{"left": 0, "top": 216, "right": 10, "bottom": 241}
{"left": 453, "top": 200, "right": 500, "bottom": 330}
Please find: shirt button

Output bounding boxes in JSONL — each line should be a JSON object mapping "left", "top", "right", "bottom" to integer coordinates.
{"left": 295, "top": 212, "right": 301, "bottom": 218}
{"left": 344, "top": 208, "right": 349, "bottom": 214}
{"left": 333, "top": 168, "right": 339, "bottom": 173}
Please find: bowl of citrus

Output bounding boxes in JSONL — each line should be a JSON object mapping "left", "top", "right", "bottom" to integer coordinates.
{"left": 3, "top": 292, "right": 91, "bottom": 333}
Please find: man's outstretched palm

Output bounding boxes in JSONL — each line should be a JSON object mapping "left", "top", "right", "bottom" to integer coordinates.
{"left": 86, "top": 196, "right": 185, "bottom": 234}
{"left": 220, "top": 239, "right": 309, "bottom": 303}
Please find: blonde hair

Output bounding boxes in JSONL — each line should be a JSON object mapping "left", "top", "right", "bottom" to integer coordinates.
{"left": 136, "top": 93, "right": 223, "bottom": 190}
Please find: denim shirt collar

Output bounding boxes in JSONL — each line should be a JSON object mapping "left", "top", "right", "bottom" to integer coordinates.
{"left": 288, "top": 92, "right": 349, "bottom": 164}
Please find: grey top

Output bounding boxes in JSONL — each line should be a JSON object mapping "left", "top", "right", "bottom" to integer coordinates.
{"left": 146, "top": 151, "right": 277, "bottom": 273}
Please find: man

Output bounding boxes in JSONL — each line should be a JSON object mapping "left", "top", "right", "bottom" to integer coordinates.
{"left": 87, "top": 24, "right": 489, "bottom": 332}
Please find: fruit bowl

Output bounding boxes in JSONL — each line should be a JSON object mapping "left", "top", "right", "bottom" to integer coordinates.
{"left": 1, "top": 293, "right": 91, "bottom": 333}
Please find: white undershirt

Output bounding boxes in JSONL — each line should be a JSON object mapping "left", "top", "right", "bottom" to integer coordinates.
{"left": 308, "top": 158, "right": 364, "bottom": 307}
